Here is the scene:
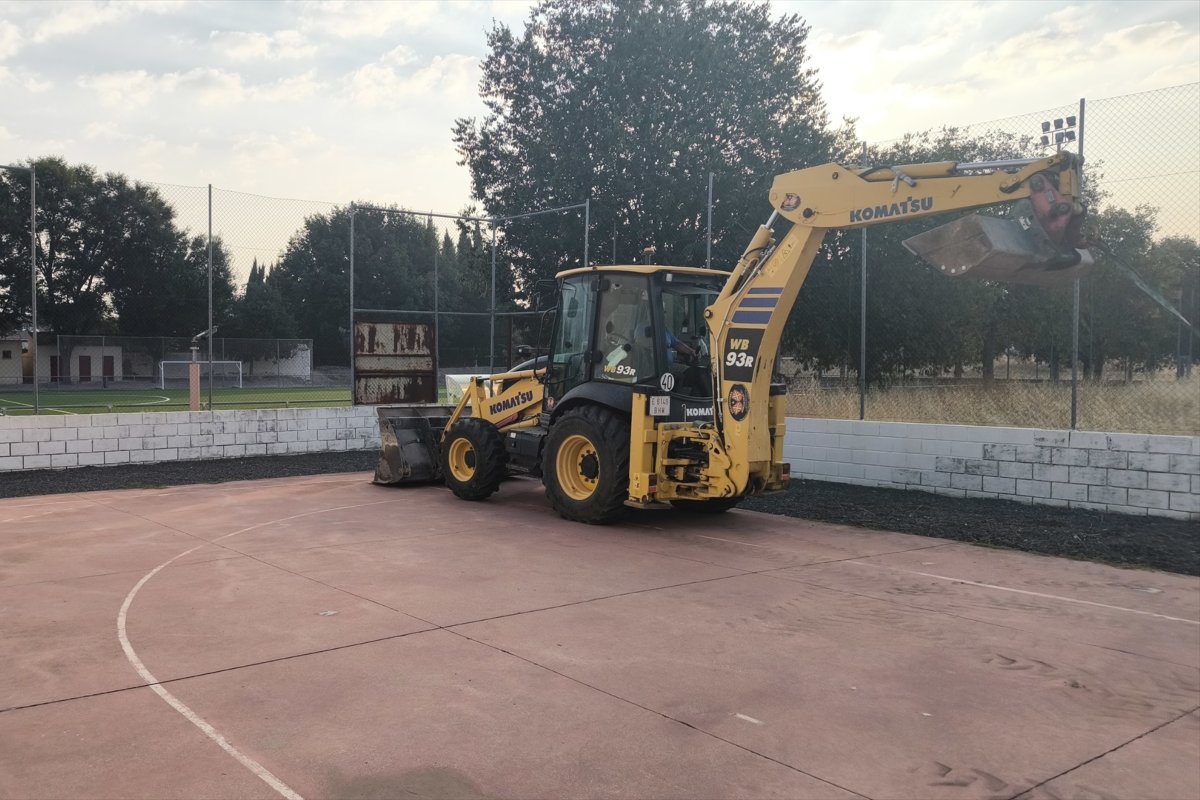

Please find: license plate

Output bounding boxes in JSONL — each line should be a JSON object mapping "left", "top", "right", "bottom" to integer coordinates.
{"left": 649, "top": 395, "right": 671, "bottom": 417}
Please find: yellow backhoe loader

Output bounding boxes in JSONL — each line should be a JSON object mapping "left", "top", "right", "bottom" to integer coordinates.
{"left": 375, "top": 152, "right": 1091, "bottom": 523}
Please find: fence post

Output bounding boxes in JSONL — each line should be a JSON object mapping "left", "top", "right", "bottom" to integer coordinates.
{"left": 1071, "top": 97, "right": 1085, "bottom": 431}
{"left": 434, "top": 241, "right": 441, "bottom": 373}
{"left": 583, "top": 198, "right": 590, "bottom": 268}
{"left": 30, "top": 164, "right": 38, "bottom": 414}
{"left": 349, "top": 203, "right": 356, "bottom": 406}
{"left": 489, "top": 222, "right": 498, "bottom": 371}
{"left": 206, "top": 184, "right": 213, "bottom": 412}
{"left": 706, "top": 172, "right": 714, "bottom": 269}
{"left": 859, "top": 143, "right": 868, "bottom": 421}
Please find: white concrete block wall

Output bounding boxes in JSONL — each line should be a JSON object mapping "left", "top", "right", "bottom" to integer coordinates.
{"left": 0, "top": 407, "right": 382, "bottom": 473}
{"left": 784, "top": 418, "right": 1200, "bottom": 521}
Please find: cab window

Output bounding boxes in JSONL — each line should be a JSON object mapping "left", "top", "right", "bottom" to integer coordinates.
{"left": 593, "top": 274, "right": 656, "bottom": 384}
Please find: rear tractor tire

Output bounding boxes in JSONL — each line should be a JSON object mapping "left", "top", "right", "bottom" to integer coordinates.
{"left": 441, "top": 418, "right": 507, "bottom": 501}
{"left": 543, "top": 406, "right": 630, "bottom": 524}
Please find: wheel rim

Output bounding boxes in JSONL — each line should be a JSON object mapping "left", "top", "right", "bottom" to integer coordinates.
{"left": 447, "top": 437, "right": 477, "bottom": 482}
{"left": 556, "top": 433, "right": 599, "bottom": 501}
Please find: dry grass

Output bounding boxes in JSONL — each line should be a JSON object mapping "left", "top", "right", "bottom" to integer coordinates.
{"left": 787, "top": 374, "right": 1199, "bottom": 436}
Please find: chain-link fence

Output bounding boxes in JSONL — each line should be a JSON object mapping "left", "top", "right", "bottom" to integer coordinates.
{"left": 781, "top": 85, "right": 1199, "bottom": 436}
{"left": 2, "top": 85, "right": 1196, "bottom": 432}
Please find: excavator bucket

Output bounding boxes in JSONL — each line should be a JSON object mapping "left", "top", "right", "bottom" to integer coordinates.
{"left": 373, "top": 405, "right": 455, "bottom": 485}
{"left": 902, "top": 204, "right": 1093, "bottom": 289}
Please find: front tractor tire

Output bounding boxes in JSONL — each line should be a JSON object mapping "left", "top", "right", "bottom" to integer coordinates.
{"left": 543, "top": 406, "right": 630, "bottom": 524}
{"left": 441, "top": 418, "right": 507, "bottom": 501}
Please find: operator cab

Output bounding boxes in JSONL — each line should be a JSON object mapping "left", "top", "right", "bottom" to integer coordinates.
{"left": 545, "top": 266, "right": 726, "bottom": 413}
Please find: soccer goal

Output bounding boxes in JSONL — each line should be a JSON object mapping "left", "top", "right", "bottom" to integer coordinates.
{"left": 159, "top": 360, "right": 243, "bottom": 389}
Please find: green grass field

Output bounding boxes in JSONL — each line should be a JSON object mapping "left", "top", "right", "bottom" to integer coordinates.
{"left": 0, "top": 386, "right": 352, "bottom": 415}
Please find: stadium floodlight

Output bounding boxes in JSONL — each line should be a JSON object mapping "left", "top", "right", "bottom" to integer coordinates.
{"left": 1039, "top": 115, "right": 1077, "bottom": 152}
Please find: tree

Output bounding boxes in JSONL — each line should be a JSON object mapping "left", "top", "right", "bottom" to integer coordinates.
{"left": 453, "top": 0, "right": 841, "bottom": 293}
{"left": 0, "top": 157, "right": 235, "bottom": 337}
{"left": 224, "top": 260, "right": 298, "bottom": 341}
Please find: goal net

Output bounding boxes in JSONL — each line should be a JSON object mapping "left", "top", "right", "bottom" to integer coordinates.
{"left": 160, "top": 360, "right": 243, "bottom": 389}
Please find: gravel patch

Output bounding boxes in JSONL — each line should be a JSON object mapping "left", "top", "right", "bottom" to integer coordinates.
{"left": 3, "top": 454, "right": 1195, "bottom": 576}
{"left": 743, "top": 480, "right": 1199, "bottom": 576}
{"left": 0, "top": 451, "right": 377, "bottom": 499}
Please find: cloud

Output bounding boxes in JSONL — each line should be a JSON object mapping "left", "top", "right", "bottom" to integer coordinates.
{"left": 295, "top": 0, "right": 439, "bottom": 39}
{"left": 32, "top": 0, "right": 186, "bottom": 43}
{"left": 77, "top": 69, "right": 170, "bottom": 107}
{"left": 0, "top": 65, "right": 52, "bottom": 93}
{"left": 346, "top": 51, "right": 476, "bottom": 108}
{"left": 77, "top": 67, "right": 327, "bottom": 108}
{"left": 251, "top": 70, "right": 326, "bottom": 102}
{"left": 209, "top": 29, "right": 317, "bottom": 62}
{"left": 0, "top": 20, "right": 20, "bottom": 59}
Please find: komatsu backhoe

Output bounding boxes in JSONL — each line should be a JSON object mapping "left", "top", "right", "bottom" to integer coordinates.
{"left": 375, "top": 152, "right": 1091, "bottom": 523}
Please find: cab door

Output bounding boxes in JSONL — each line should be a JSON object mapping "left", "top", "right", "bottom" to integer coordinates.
{"left": 545, "top": 275, "right": 596, "bottom": 401}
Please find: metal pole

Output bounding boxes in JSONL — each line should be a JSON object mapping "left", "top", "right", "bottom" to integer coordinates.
{"left": 489, "top": 222, "right": 498, "bottom": 371}
{"left": 349, "top": 204, "right": 356, "bottom": 404}
{"left": 583, "top": 198, "right": 590, "bottom": 268}
{"left": 706, "top": 172, "right": 714, "bottom": 269}
{"left": 207, "top": 184, "right": 213, "bottom": 412}
{"left": 1071, "top": 97, "right": 1085, "bottom": 430}
{"left": 859, "top": 143, "right": 867, "bottom": 421}
{"left": 433, "top": 237, "right": 440, "bottom": 373}
{"left": 30, "top": 165, "right": 38, "bottom": 414}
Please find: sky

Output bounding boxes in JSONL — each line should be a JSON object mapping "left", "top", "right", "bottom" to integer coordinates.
{"left": 1, "top": 0, "right": 1198, "bottom": 279}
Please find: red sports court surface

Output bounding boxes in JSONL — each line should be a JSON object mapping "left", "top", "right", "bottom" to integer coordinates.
{"left": 1, "top": 473, "right": 1197, "bottom": 800}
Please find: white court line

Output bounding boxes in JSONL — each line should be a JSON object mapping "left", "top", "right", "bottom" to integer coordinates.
{"left": 117, "top": 497, "right": 407, "bottom": 800}
{"left": 696, "top": 534, "right": 773, "bottom": 549}
{"left": 0, "top": 396, "right": 75, "bottom": 415}
{"left": 845, "top": 561, "right": 1200, "bottom": 626}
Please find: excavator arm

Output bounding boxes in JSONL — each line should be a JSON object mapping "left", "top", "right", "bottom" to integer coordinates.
{"left": 704, "top": 152, "right": 1090, "bottom": 496}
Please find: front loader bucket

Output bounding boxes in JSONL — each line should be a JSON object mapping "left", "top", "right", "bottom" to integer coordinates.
{"left": 903, "top": 203, "right": 1093, "bottom": 289}
{"left": 373, "top": 405, "right": 456, "bottom": 485}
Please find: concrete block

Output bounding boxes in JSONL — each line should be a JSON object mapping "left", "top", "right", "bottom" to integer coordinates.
{"left": 1069, "top": 500, "right": 1108, "bottom": 513}
{"left": 224, "top": 445, "right": 246, "bottom": 458}
{"left": 904, "top": 454, "right": 936, "bottom": 471}
{"left": 836, "top": 463, "right": 866, "bottom": 479}
{"left": 1088, "top": 485, "right": 1127, "bottom": 505}
{"left": 1107, "top": 469, "right": 1147, "bottom": 489}
{"left": 964, "top": 490, "right": 999, "bottom": 500}
{"left": 348, "top": 438, "right": 367, "bottom": 450}
{"left": 1016, "top": 479, "right": 1051, "bottom": 498}
{"left": 105, "top": 450, "right": 131, "bottom": 464}
{"left": 191, "top": 434, "right": 214, "bottom": 447}
{"left": 153, "top": 424, "right": 178, "bottom": 437}
{"left": 0, "top": 429, "right": 22, "bottom": 444}
{"left": 1170, "top": 493, "right": 1200, "bottom": 513}
{"left": 948, "top": 441, "right": 984, "bottom": 458}
{"left": 329, "top": 440, "right": 349, "bottom": 452}
{"left": 177, "top": 447, "right": 202, "bottom": 460}
{"left": 234, "top": 432, "right": 256, "bottom": 445}
{"left": 92, "top": 439, "right": 117, "bottom": 452}
{"left": 1105, "top": 433, "right": 1150, "bottom": 453}
{"left": 22, "top": 428, "right": 50, "bottom": 442}
{"left": 317, "top": 429, "right": 337, "bottom": 441}
{"left": 936, "top": 457, "right": 965, "bottom": 473}
{"left": 1032, "top": 431, "right": 1070, "bottom": 447}
{"left": 268, "top": 442, "right": 289, "bottom": 455}
{"left": 1128, "top": 452, "right": 1170, "bottom": 472}
{"left": 201, "top": 446, "right": 224, "bottom": 458}
{"left": 1015, "top": 445, "right": 1052, "bottom": 463}
{"left": 1033, "top": 464, "right": 1070, "bottom": 483}
{"left": 1052, "top": 482, "right": 1088, "bottom": 501}
{"left": 214, "top": 433, "right": 236, "bottom": 446}
{"left": 1069, "top": 466, "right": 1107, "bottom": 485}
{"left": 33, "top": 416, "right": 64, "bottom": 428}
{"left": 129, "top": 424, "right": 155, "bottom": 437}
{"left": 964, "top": 459, "right": 999, "bottom": 476}
{"left": 245, "top": 444, "right": 267, "bottom": 456}
{"left": 1146, "top": 436, "right": 1195, "bottom": 455}
{"left": 0, "top": 455, "right": 21, "bottom": 470}
{"left": 1088, "top": 449, "right": 1128, "bottom": 469}
{"left": 50, "top": 427, "right": 78, "bottom": 441}
{"left": 23, "top": 455, "right": 51, "bottom": 469}
{"left": 129, "top": 450, "right": 156, "bottom": 463}
{"left": 1195, "top": 474, "right": 1200, "bottom": 494}
{"left": 142, "top": 437, "right": 167, "bottom": 450}
{"left": 1170, "top": 454, "right": 1200, "bottom": 475}
{"left": 38, "top": 440, "right": 66, "bottom": 455}
{"left": 103, "top": 426, "right": 129, "bottom": 439}
{"left": 921, "top": 440, "right": 953, "bottom": 456}
{"left": 983, "top": 476, "right": 1016, "bottom": 494}
{"left": 950, "top": 473, "right": 983, "bottom": 491}
{"left": 981, "top": 444, "right": 1016, "bottom": 461}
{"left": 932, "top": 487, "right": 967, "bottom": 498}
{"left": 1150, "top": 508, "right": 1194, "bottom": 521}
{"left": 998, "top": 461, "right": 1033, "bottom": 479}
{"left": 922, "top": 471, "right": 952, "bottom": 488}
{"left": 1128, "top": 489, "right": 1170, "bottom": 510}
{"left": 1051, "top": 448, "right": 1089, "bottom": 466}
{"left": 167, "top": 436, "right": 190, "bottom": 448}
{"left": 90, "top": 414, "right": 118, "bottom": 427}
{"left": 66, "top": 440, "right": 92, "bottom": 454}
{"left": 1068, "top": 431, "right": 1108, "bottom": 449}
{"left": 11, "top": 441, "right": 37, "bottom": 456}
{"left": 1104, "top": 504, "right": 1148, "bottom": 517}
{"left": 893, "top": 468, "right": 922, "bottom": 485}
{"left": 838, "top": 434, "right": 869, "bottom": 450}
{"left": 1040, "top": 498, "right": 1070, "bottom": 508}
{"left": 155, "top": 449, "right": 179, "bottom": 462}
{"left": 1148, "top": 472, "right": 1191, "bottom": 492}
{"left": 77, "top": 452, "right": 105, "bottom": 466}
{"left": 806, "top": 433, "right": 840, "bottom": 449}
